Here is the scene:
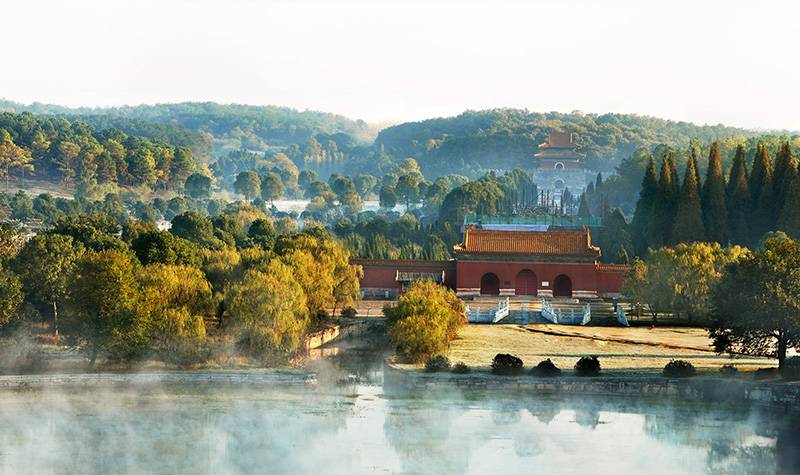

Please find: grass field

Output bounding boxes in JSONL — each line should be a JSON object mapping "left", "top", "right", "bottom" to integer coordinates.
{"left": 435, "top": 324, "right": 776, "bottom": 375}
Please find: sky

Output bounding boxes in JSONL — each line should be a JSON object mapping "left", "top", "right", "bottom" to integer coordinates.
{"left": 2, "top": 0, "right": 799, "bottom": 130}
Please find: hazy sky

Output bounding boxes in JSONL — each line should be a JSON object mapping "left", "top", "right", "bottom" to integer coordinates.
{"left": 3, "top": 0, "right": 799, "bottom": 130}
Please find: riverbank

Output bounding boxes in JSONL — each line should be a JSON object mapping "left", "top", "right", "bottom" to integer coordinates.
{"left": 383, "top": 358, "right": 800, "bottom": 408}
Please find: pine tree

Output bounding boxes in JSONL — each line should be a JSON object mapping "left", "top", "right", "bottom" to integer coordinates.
{"left": 671, "top": 154, "right": 705, "bottom": 243}
{"left": 777, "top": 162, "right": 800, "bottom": 238}
{"left": 726, "top": 145, "right": 751, "bottom": 244}
{"left": 701, "top": 142, "right": 729, "bottom": 244}
{"left": 631, "top": 157, "right": 659, "bottom": 255}
{"left": 653, "top": 152, "right": 679, "bottom": 246}
{"left": 750, "top": 142, "right": 774, "bottom": 242}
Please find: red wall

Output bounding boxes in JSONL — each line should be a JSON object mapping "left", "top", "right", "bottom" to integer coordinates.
{"left": 352, "top": 259, "right": 456, "bottom": 299}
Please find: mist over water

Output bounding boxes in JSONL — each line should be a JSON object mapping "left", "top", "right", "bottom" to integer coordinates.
{"left": 0, "top": 341, "right": 795, "bottom": 475}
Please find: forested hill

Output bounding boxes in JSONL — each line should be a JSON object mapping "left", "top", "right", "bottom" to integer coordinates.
{"left": 0, "top": 100, "right": 377, "bottom": 152}
{"left": 376, "top": 109, "right": 760, "bottom": 176}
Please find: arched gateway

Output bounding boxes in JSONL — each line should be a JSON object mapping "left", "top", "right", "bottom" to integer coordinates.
{"left": 514, "top": 269, "right": 537, "bottom": 296}
{"left": 553, "top": 274, "right": 573, "bottom": 298}
{"left": 480, "top": 273, "right": 500, "bottom": 295}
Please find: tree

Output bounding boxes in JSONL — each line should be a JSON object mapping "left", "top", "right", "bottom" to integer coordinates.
{"left": 625, "top": 242, "right": 747, "bottom": 322}
{"left": 631, "top": 157, "right": 659, "bottom": 255}
{"left": 0, "top": 266, "right": 23, "bottom": 329}
{"left": 247, "top": 218, "right": 276, "bottom": 249}
{"left": 170, "top": 211, "right": 222, "bottom": 249}
{"left": 778, "top": 164, "right": 800, "bottom": 238}
{"left": 13, "top": 234, "right": 83, "bottom": 335}
{"left": 233, "top": 171, "right": 261, "bottom": 201}
{"left": 710, "top": 237, "right": 800, "bottom": 370}
{"left": 422, "top": 235, "right": 451, "bottom": 260}
{"left": 131, "top": 230, "right": 201, "bottom": 266}
{"left": 379, "top": 184, "right": 398, "bottom": 209}
{"left": 225, "top": 261, "right": 309, "bottom": 359}
{"left": 396, "top": 173, "right": 420, "bottom": 209}
{"left": 702, "top": 142, "right": 729, "bottom": 244}
{"left": 170, "top": 147, "right": 195, "bottom": 189}
{"left": 750, "top": 143, "right": 774, "bottom": 242}
{"left": 184, "top": 173, "right": 212, "bottom": 199}
{"left": 354, "top": 174, "right": 378, "bottom": 198}
{"left": 671, "top": 153, "right": 705, "bottom": 243}
{"left": 597, "top": 208, "right": 634, "bottom": 264}
{"left": 65, "top": 250, "right": 145, "bottom": 366}
{"left": 577, "top": 193, "right": 591, "bottom": 219}
{"left": 384, "top": 280, "right": 466, "bottom": 363}
{"left": 260, "top": 172, "right": 283, "bottom": 203}
{"left": 725, "top": 145, "right": 751, "bottom": 245}
{"left": 0, "top": 130, "right": 33, "bottom": 193}
{"left": 652, "top": 152, "right": 679, "bottom": 246}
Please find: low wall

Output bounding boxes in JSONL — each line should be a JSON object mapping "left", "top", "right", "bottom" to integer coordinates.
{"left": 0, "top": 371, "right": 315, "bottom": 388}
{"left": 384, "top": 360, "right": 800, "bottom": 407}
{"left": 302, "top": 318, "right": 382, "bottom": 351}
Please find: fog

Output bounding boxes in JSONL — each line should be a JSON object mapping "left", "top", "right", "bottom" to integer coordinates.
{"left": 0, "top": 340, "right": 796, "bottom": 475}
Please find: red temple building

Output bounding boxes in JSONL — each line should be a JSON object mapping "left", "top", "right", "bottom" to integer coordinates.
{"left": 532, "top": 131, "right": 592, "bottom": 203}
{"left": 355, "top": 225, "right": 627, "bottom": 300}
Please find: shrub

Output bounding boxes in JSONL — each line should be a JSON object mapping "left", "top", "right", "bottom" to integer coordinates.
{"left": 425, "top": 354, "right": 451, "bottom": 372}
{"left": 492, "top": 353, "right": 523, "bottom": 375}
{"left": 451, "top": 362, "right": 471, "bottom": 374}
{"left": 662, "top": 360, "right": 696, "bottom": 378}
{"left": 782, "top": 356, "right": 800, "bottom": 380}
{"left": 574, "top": 356, "right": 601, "bottom": 377}
{"left": 754, "top": 367, "right": 779, "bottom": 380}
{"left": 384, "top": 280, "right": 466, "bottom": 363}
{"left": 531, "top": 359, "right": 562, "bottom": 377}
{"left": 719, "top": 364, "right": 738, "bottom": 376}
{"left": 340, "top": 306, "right": 357, "bottom": 318}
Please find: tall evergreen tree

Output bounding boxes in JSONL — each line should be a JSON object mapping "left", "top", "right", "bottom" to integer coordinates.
{"left": 701, "top": 142, "right": 729, "bottom": 244}
{"left": 631, "top": 157, "right": 659, "bottom": 255}
{"left": 671, "top": 154, "right": 705, "bottom": 243}
{"left": 772, "top": 142, "right": 794, "bottom": 220}
{"left": 726, "top": 145, "right": 751, "bottom": 244}
{"left": 653, "top": 152, "right": 679, "bottom": 246}
{"left": 750, "top": 142, "right": 774, "bottom": 242}
{"left": 777, "top": 162, "right": 800, "bottom": 238}
{"left": 577, "top": 193, "right": 591, "bottom": 219}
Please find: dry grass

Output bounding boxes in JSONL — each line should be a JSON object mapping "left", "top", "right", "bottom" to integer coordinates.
{"left": 424, "top": 324, "right": 777, "bottom": 375}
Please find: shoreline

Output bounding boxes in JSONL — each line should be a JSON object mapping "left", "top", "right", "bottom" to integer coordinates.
{"left": 383, "top": 358, "right": 800, "bottom": 408}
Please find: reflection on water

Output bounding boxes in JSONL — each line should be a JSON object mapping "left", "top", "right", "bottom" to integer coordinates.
{"left": 0, "top": 339, "right": 796, "bottom": 474}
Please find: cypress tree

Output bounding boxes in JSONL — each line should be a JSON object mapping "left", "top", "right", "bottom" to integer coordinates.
{"left": 577, "top": 193, "right": 591, "bottom": 219}
{"left": 773, "top": 142, "right": 794, "bottom": 217}
{"left": 671, "top": 154, "right": 705, "bottom": 243}
{"left": 701, "top": 142, "right": 729, "bottom": 244}
{"left": 750, "top": 143, "right": 774, "bottom": 242}
{"left": 726, "top": 145, "right": 751, "bottom": 244}
{"left": 690, "top": 146, "right": 702, "bottom": 186}
{"left": 778, "top": 162, "right": 800, "bottom": 238}
{"left": 631, "top": 157, "right": 659, "bottom": 255}
{"left": 653, "top": 152, "right": 679, "bottom": 246}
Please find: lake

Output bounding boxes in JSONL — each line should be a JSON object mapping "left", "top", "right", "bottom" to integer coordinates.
{"left": 0, "top": 340, "right": 796, "bottom": 475}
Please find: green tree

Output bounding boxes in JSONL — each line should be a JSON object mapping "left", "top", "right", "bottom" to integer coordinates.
{"left": 170, "top": 211, "right": 222, "bottom": 249}
{"left": 652, "top": 152, "right": 679, "bottom": 246}
{"left": 131, "top": 230, "right": 201, "bottom": 266}
{"left": 702, "top": 142, "right": 729, "bottom": 244}
{"left": 13, "top": 234, "right": 83, "bottom": 335}
{"left": 233, "top": 171, "right": 261, "bottom": 201}
{"left": 379, "top": 184, "right": 398, "bottom": 209}
{"left": 671, "top": 153, "right": 705, "bottom": 243}
{"left": 598, "top": 208, "right": 634, "bottom": 264}
{"left": 778, "top": 164, "right": 800, "bottom": 238}
{"left": 384, "top": 280, "right": 466, "bottom": 363}
{"left": 422, "top": 235, "right": 451, "bottom": 260}
{"left": 630, "top": 157, "right": 659, "bottom": 255}
{"left": 184, "top": 173, "right": 212, "bottom": 199}
{"left": 710, "top": 237, "right": 800, "bottom": 370}
{"left": 726, "top": 145, "right": 751, "bottom": 244}
{"left": 247, "top": 218, "right": 276, "bottom": 249}
{"left": 750, "top": 143, "right": 774, "bottom": 242}
{"left": 260, "top": 172, "right": 284, "bottom": 203}
{"left": 577, "top": 193, "right": 591, "bottom": 219}
{"left": 396, "top": 173, "right": 420, "bottom": 209}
